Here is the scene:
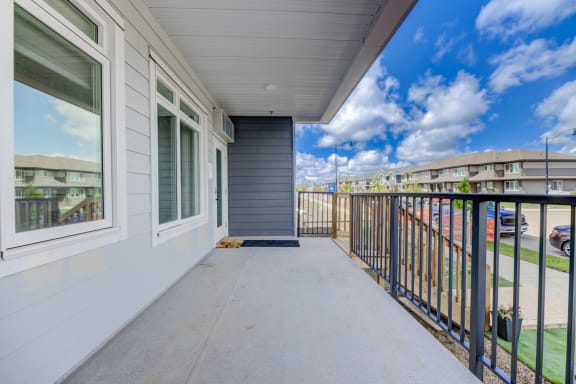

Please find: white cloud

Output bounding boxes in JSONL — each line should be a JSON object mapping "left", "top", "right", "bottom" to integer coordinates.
{"left": 458, "top": 44, "right": 477, "bottom": 66}
{"left": 316, "top": 61, "right": 405, "bottom": 148}
{"left": 476, "top": 0, "right": 576, "bottom": 39}
{"left": 489, "top": 37, "right": 576, "bottom": 93}
{"left": 536, "top": 80, "right": 576, "bottom": 153}
{"left": 433, "top": 32, "right": 464, "bottom": 62}
{"left": 53, "top": 99, "right": 101, "bottom": 142}
{"left": 413, "top": 27, "right": 426, "bottom": 43}
{"left": 347, "top": 150, "right": 390, "bottom": 175}
{"left": 397, "top": 71, "right": 489, "bottom": 163}
{"left": 296, "top": 149, "right": 392, "bottom": 184}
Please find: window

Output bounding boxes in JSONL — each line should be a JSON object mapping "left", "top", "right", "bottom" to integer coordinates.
{"left": 455, "top": 166, "right": 467, "bottom": 176}
{"left": 552, "top": 180, "right": 563, "bottom": 192}
{"left": 504, "top": 180, "right": 520, "bottom": 192}
{"left": 151, "top": 62, "right": 206, "bottom": 242}
{"left": 0, "top": 1, "right": 125, "bottom": 264}
{"left": 12, "top": 3, "right": 104, "bottom": 236}
{"left": 505, "top": 162, "right": 520, "bottom": 174}
{"left": 483, "top": 164, "right": 494, "bottom": 171}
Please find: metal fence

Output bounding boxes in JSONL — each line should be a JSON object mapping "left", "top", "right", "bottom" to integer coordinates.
{"left": 350, "top": 192, "right": 576, "bottom": 384}
{"left": 297, "top": 191, "right": 334, "bottom": 237}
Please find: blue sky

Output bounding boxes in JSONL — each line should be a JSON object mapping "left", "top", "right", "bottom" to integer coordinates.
{"left": 296, "top": 0, "right": 576, "bottom": 184}
{"left": 15, "top": 82, "right": 102, "bottom": 163}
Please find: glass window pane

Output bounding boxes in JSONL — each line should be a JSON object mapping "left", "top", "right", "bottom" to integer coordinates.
{"left": 158, "top": 105, "right": 177, "bottom": 224}
{"left": 14, "top": 6, "right": 103, "bottom": 233}
{"left": 180, "top": 101, "right": 200, "bottom": 124}
{"left": 180, "top": 123, "right": 200, "bottom": 218}
{"left": 157, "top": 80, "right": 174, "bottom": 103}
{"left": 216, "top": 149, "right": 222, "bottom": 227}
{"left": 44, "top": 0, "right": 98, "bottom": 43}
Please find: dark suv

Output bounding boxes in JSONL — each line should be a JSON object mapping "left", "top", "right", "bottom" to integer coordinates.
{"left": 549, "top": 225, "right": 571, "bottom": 257}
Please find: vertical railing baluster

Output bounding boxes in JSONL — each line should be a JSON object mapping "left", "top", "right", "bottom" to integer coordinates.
{"left": 460, "top": 200, "right": 468, "bottom": 343}
{"left": 390, "top": 195, "right": 399, "bottom": 298}
{"left": 491, "top": 201, "right": 501, "bottom": 370}
{"left": 535, "top": 203, "right": 547, "bottom": 384}
{"left": 510, "top": 202, "right": 522, "bottom": 383}
{"left": 427, "top": 200, "right": 433, "bottom": 313}
{"left": 468, "top": 200, "right": 487, "bottom": 380}
{"left": 404, "top": 197, "right": 409, "bottom": 295}
{"left": 448, "top": 199, "right": 455, "bottom": 332}
{"left": 565, "top": 205, "right": 576, "bottom": 384}
{"left": 437, "top": 199, "right": 444, "bottom": 324}
{"left": 411, "top": 196, "right": 416, "bottom": 299}
{"left": 419, "top": 198, "right": 424, "bottom": 306}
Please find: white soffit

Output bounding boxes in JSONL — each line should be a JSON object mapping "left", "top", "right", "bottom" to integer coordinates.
{"left": 143, "top": 0, "right": 417, "bottom": 123}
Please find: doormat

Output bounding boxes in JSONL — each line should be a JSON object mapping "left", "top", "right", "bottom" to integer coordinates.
{"left": 241, "top": 240, "right": 300, "bottom": 247}
{"left": 216, "top": 239, "right": 244, "bottom": 248}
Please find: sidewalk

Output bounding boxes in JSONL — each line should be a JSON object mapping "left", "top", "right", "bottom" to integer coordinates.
{"left": 487, "top": 251, "right": 568, "bottom": 328}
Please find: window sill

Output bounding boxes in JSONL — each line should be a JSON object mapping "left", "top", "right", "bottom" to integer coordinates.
{"left": 154, "top": 216, "right": 207, "bottom": 246}
{"left": 0, "top": 227, "right": 122, "bottom": 278}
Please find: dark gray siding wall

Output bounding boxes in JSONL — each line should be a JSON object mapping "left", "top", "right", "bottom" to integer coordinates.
{"left": 228, "top": 117, "right": 295, "bottom": 236}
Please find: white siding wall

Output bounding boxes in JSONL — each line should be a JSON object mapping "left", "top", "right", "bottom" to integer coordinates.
{"left": 0, "top": 1, "right": 218, "bottom": 382}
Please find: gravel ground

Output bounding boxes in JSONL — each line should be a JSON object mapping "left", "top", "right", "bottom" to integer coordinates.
{"left": 362, "top": 268, "right": 550, "bottom": 383}
{"left": 400, "top": 302, "right": 552, "bottom": 384}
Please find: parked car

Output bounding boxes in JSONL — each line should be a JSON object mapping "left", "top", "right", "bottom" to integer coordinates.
{"left": 488, "top": 204, "right": 529, "bottom": 235}
{"left": 430, "top": 201, "right": 528, "bottom": 235}
{"left": 549, "top": 225, "right": 571, "bottom": 257}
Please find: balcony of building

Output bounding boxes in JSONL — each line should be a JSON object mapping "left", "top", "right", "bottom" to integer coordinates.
{"left": 64, "top": 237, "right": 478, "bottom": 384}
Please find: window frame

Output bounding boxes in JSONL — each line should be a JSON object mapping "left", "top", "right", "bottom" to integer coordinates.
{"left": 0, "top": 0, "right": 126, "bottom": 273}
{"left": 505, "top": 162, "right": 520, "bottom": 174}
{"left": 552, "top": 180, "right": 563, "bottom": 192}
{"left": 504, "top": 180, "right": 520, "bottom": 192}
{"left": 150, "top": 58, "right": 208, "bottom": 246}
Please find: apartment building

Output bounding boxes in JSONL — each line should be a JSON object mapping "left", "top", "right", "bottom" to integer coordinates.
{"left": 384, "top": 150, "right": 576, "bottom": 194}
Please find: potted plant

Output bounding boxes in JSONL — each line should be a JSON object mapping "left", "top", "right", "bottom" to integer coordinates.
{"left": 496, "top": 304, "right": 523, "bottom": 342}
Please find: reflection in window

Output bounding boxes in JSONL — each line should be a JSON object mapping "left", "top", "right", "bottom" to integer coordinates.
{"left": 44, "top": 0, "right": 98, "bottom": 43}
{"left": 14, "top": 6, "right": 103, "bottom": 232}
{"left": 157, "top": 105, "right": 177, "bottom": 224}
{"left": 181, "top": 122, "right": 200, "bottom": 218}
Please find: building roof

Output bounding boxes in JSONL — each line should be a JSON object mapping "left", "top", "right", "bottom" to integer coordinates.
{"left": 411, "top": 150, "right": 576, "bottom": 172}
{"left": 15, "top": 155, "right": 101, "bottom": 173}
{"left": 143, "top": 0, "right": 417, "bottom": 123}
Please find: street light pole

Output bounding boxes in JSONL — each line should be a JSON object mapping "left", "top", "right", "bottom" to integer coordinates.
{"left": 545, "top": 135, "right": 549, "bottom": 194}
{"left": 334, "top": 142, "right": 353, "bottom": 192}
{"left": 545, "top": 128, "right": 576, "bottom": 194}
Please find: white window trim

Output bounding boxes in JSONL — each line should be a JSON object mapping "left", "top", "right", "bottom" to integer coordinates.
{"left": 552, "top": 180, "right": 564, "bottom": 191}
{"left": 504, "top": 180, "right": 520, "bottom": 192}
{"left": 0, "top": 0, "right": 126, "bottom": 277}
{"left": 150, "top": 57, "right": 208, "bottom": 246}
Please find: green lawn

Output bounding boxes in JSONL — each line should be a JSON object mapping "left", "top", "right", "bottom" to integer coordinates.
{"left": 487, "top": 328, "right": 568, "bottom": 384}
{"left": 500, "top": 202, "right": 570, "bottom": 210}
{"left": 487, "top": 242, "right": 569, "bottom": 273}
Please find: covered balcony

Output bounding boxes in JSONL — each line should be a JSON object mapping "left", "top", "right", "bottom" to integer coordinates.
{"left": 65, "top": 237, "right": 478, "bottom": 383}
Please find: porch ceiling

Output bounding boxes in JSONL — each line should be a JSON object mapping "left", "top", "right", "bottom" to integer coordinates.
{"left": 143, "top": 0, "right": 417, "bottom": 123}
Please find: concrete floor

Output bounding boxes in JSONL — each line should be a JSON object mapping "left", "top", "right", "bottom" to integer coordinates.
{"left": 64, "top": 238, "right": 479, "bottom": 384}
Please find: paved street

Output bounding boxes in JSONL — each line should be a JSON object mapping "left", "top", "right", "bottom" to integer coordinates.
{"left": 499, "top": 208, "right": 571, "bottom": 257}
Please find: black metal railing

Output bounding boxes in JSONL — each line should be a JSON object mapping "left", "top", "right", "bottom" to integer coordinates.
{"left": 350, "top": 192, "right": 576, "bottom": 384}
{"left": 297, "top": 191, "right": 334, "bottom": 237}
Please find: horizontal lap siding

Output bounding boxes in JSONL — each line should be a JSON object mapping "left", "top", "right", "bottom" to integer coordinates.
{"left": 228, "top": 117, "right": 294, "bottom": 236}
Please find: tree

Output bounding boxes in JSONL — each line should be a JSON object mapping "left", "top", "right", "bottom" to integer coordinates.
{"left": 340, "top": 183, "right": 353, "bottom": 193}
{"left": 456, "top": 177, "right": 471, "bottom": 193}
{"left": 369, "top": 179, "right": 388, "bottom": 192}
{"left": 455, "top": 177, "right": 470, "bottom": 210}
{"left": 24, "top": 184, "right": 43, "bottom": 198}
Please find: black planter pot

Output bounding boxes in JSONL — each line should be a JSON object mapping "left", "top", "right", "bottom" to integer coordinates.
{"left": 497, "top": 317, "right": 523, "bottom": 342}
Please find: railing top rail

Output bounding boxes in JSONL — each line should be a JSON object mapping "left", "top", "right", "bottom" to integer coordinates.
{"left": 350, "top": 192, "right": 576, "bottom": 205}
